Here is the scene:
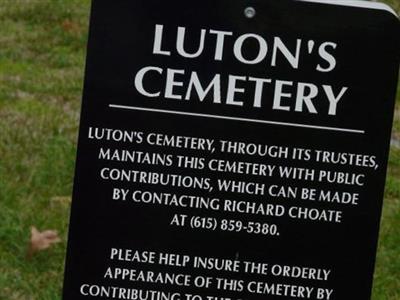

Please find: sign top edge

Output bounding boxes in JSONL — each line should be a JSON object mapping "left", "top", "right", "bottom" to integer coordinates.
{"left": 298, "top": 0, "right": 398, "bottom": 18}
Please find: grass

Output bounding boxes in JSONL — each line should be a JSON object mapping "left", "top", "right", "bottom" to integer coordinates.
{"left": 0, "top": 1, "right": 90, "bottom": 299}
{"left": 0, "top": 1, "right": 399, "bottom": 299}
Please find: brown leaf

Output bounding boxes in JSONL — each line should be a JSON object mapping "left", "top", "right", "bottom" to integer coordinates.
{"left": 61, "top": 19, "right": 81, "bottom": 34}
{"left": 27, "top": 226, "right": 61, "bottom": 259}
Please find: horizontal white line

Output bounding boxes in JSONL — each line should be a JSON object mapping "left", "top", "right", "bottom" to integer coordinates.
{"left": 109, "top": 104, "right": 365, "bottom": 134}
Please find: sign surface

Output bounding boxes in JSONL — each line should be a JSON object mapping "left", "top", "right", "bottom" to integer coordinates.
{"left": 63, "top": 1, "right": 400, "bottom": 299}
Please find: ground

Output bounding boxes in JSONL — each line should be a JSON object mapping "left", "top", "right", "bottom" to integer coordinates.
{"left": 0, "top": 1, "right": 399, "bottom": 299}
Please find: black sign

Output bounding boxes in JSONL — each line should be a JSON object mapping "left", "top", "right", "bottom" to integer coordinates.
{"left": 63, "top": 1, "right": 400, "bottom": 299}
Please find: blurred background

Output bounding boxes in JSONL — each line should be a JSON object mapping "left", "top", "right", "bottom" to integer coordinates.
{"left": 0, "top": 1, "right": 399, "bottom": 299}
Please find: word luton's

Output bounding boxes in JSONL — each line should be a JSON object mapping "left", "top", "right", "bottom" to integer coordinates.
{"left": 133, "top": 25, "right": 349, "bottom": 115}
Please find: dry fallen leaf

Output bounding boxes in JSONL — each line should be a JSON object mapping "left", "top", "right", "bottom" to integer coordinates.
{"left": 27, "top": 226, "right": 61, "bottom": 259}
{"left": 61, "top": 19, "right": 81, "bottom": 34}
